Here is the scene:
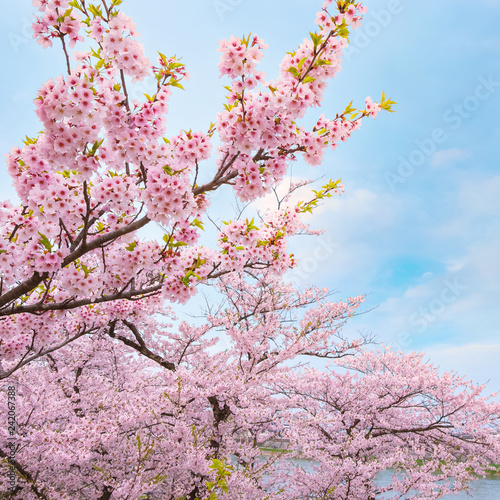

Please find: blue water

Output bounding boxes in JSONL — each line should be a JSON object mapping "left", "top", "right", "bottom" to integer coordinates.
{"left": 376, "top": 469, "right": 500, "bottom": 499}
{"left": 287, "top": 459, "right": 500, "bottom": 499}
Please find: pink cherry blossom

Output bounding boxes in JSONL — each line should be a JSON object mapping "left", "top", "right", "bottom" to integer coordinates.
{"left": 4, "top": 3, "right": 492, "bottom": 500}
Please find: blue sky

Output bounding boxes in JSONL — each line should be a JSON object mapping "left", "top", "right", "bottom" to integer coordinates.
{"left": 1, "top": 0, "right": 500, "bottom": 391}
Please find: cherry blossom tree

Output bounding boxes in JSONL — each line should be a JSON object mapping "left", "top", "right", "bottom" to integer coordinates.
{"left": 0, "top": 274, "right": 499, "bottom": 499}
{"left": 1, "top": 0, "right": 499, "bottom": 499}
{"left": 0, "top": 0, "right": 392, "bottom": 379}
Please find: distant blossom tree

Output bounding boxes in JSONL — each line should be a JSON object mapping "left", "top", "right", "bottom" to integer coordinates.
{"left": 0, "top": 0, "right": 498, "bottom": 499}
{"left": 0, "top": 0, "right": 391, "bottom": 377}
{"left": 1, "top": 274, "right": 499, "bottom": 499}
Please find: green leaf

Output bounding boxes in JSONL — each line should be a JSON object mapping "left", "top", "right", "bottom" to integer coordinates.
{"left": 310, "top": 31, "right": 323, "bottom": 48}
{"left": 126, "top": 241, "right": 137, "bottom": 252}
{"left": 337, "top": 27, "right": 350, "bottom": 40}
{"left": 169, "top": 81, "right": 184, "bottom": 90}
{"left": 302, "top": 76, "right": 315, "bottom": 84}
{"left": 241, "top": 32, "right": 252, "bottom": 48}
{"left": 344, "top": 100, "right": 356, "bottom": 115}
{"left": 38, "top": 232, "right": 53, "bottom": 252}
{"left": 158, "top": 51, "right": 168, "bottom": 66}
{"left": 246, "top": 217, "right": 259, "bottom": 232}
{"left": 316, "top": 59, "right": 332, "bottom": 66}
{"left": 286, "top": 66, "right": 300, "bottom": 78}
{"left": 23, "top": 135, "right": 38, "bottom": 145}
{"left": 191, "top": 218, "right": 204, "bottom": 231}
{"left": 81, "top": 264, "right": 97, "bottom": 278}
{"left": 89, "top": 139, "right": 104, "bottom": 156}
{"left": 297, "top": 56, "right": 308, "bottom": 71}
{"left": 88, "top": 4, "right": 103, "bottom": 18}
{"left": 379, "top": 90, "right": 397, "bottom": 113}
{"left": 168, "top": 62, "right": 185, "bottom": 70}
{"left": 152, "top": 472, "right": 167, "bottom": 485}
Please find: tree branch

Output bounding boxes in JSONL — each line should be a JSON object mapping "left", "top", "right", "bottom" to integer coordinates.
{"left": 0, "top": 448, "right": 50, "bottom": 500}
{"left": 108, "top": 320, "right": 176, "bottom": 371}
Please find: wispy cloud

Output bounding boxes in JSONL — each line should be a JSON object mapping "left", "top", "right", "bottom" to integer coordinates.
{"left": 430, "top": 148, "right": 470, "bottom": 167}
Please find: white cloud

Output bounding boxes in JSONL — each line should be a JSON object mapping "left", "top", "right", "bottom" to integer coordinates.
{"left": 424, "top": 342, "right": 500, "bottom": 392}
{"left": 445, "top": 259, "right": 466, "bottom": 273}
{"left": 458, "top": 175, "right": 500, "bottom": 217}
{"left": 430, "top": 148, "right": 470, "bottom": 167}
{"left": 432, "top": 175, "right": 500, "bottom": 239}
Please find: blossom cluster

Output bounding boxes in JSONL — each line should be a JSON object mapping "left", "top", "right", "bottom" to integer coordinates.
{"left": 213, "top": 2, "right": 381, "bottom": 202}
{"left": 32, "top": 0, "right": 83, "bottom": 48}
{"left": 1, "top": 5, "right": 498, "bottom": 500}
{"left": 2, "top": 276, "right": 498, "bottom": 499}
{"left": 0, "top": 0, "right": 388, "bottom": 373}
{"left": 317, "top": 1, "right": 367, "bottom": 30}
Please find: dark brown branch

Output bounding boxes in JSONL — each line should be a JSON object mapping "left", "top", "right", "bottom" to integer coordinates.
{"left": 0, "top": 272, "right": 48, "bottom": 309}
{"left": 63, "top": 215, "right": 150, "bottom": 268}
{"left": 0, "top": 216, "right": 150, "bottom": 313}
{"left": 109, "top": 320, "right": 176, "bottom": 371}
{"left": 3, "top": 283, "right": 162, "bottom": 316}
{"left": 0, "top": 448, "right": 49, "bottom": 500}
{"left": 193, "top": 170, "right": 238, "bottom": 196}
{"left": 0, "top": 325, "right": 99, "bottom": 380}
{"left": 120, "top": 70, "right": 130, "bottom": 112}
{"left": 97, "top": 486, "right": 113, "bottom": 500}
{"left": 59, "top": 33, "right": 71, "bottom": 76}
